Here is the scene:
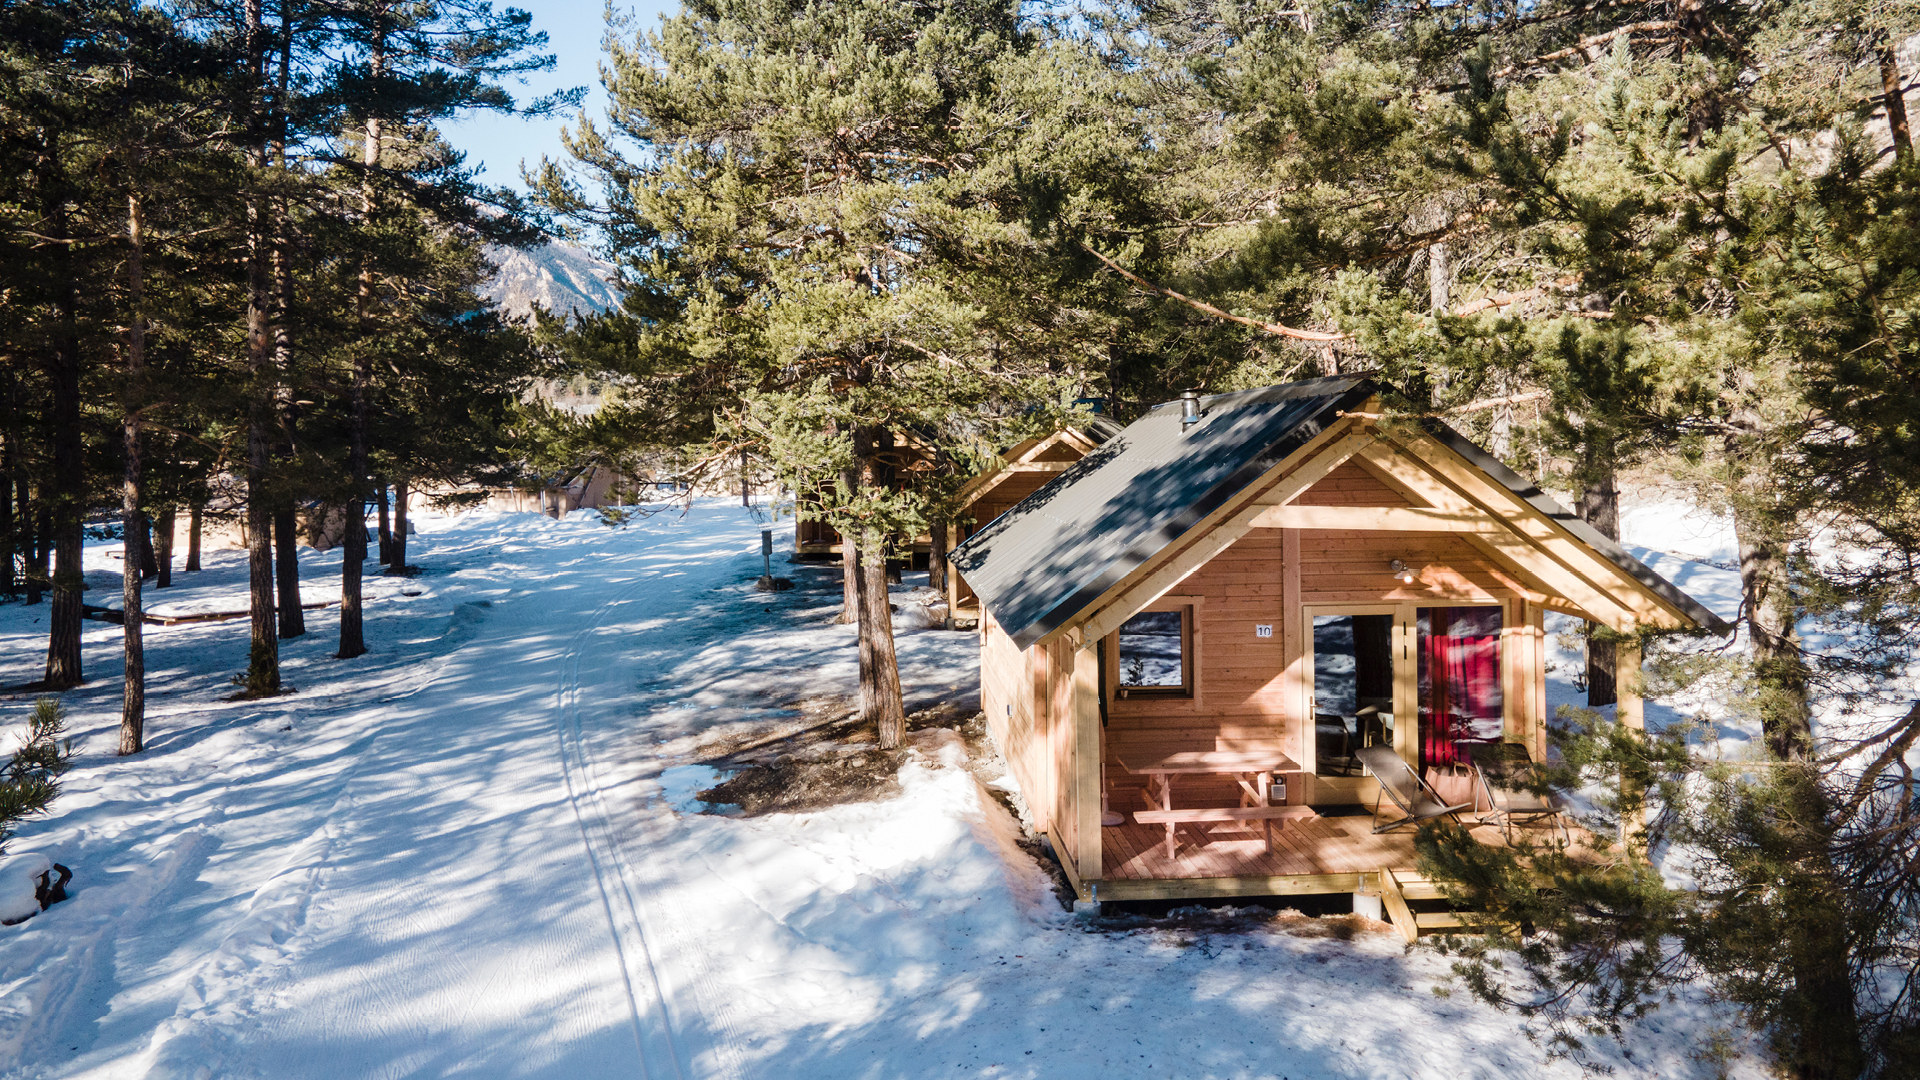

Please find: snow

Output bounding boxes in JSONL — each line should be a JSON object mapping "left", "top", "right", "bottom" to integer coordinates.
{"left": 0, "top": 500, "right": 1768, "bottom": 1079}
{"left": 0, "top": 855, "right": 50, "bottom": 927}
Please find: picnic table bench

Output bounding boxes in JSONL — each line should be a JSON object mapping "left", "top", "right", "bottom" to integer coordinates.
{"left": 1119, "top": 748, "right": 1301, "bottom": 859}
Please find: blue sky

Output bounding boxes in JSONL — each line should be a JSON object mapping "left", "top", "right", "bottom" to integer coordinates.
{"left": 442, "top": 0, "right": 675, "bottom": 193}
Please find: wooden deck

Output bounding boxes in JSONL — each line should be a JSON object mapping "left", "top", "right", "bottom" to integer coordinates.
{"left": 1105, "top": 810, "right": 1411, "bottom": 878}
{"left": 1089, "top": 808, "right": 1559, "bottom": 901}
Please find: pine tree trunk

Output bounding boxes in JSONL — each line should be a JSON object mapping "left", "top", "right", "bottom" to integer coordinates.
{"left": 854, "top": 428, "right": 906, "bottom": 748}
{"left": 338, "top": 487, "right": 366, "bottom": 658}
{"left": 340, "top": 29, "right": 385, "bottom": 657}
{"left": 1578, "top": 444, "right": 1620, "bottom": 707}
{"left": 1429, "top": 240, "right": 1451, "bottom": 313}
{"left": 274, "top": 507, "right": 304, "bottom": 637}
{"left": 27, "top": 501, "right": 47, "bottom": 605}
{"left": 0, "top": 426, "right": 13, "bottom": 600}
{"left": 839, "top": 531, "right": 859, "bottom": 624}
{"left": 241, "top": 0, "right": 279, "bottom": 696}
{"left": 270, "top": 17, "right": 301, "bottom": 643}
{"left": 741, "top": 447, "right": 751, "bottom": 506}
{"left": 43, "top": 260, "right": 84, "bottom": 688}
{"left": 121, "top": 188, "right": 147, "bottom": 753}
{"left": 1883, "top": 42, "right": 1912, "bottom": 163}
{"left": 138, "top": 513, "right": 157, "bottom": 578}
{"left": 928, "top": 519, "right": 947, "bottom": 596}
{"left": 375, "top": 481, "right": 391, "bottom": 564}
{"left": 1733, "top": 498, "right": 1811, "bottom": 759}
{"left": 1774, "top": 774, "right": 1866, "bottom": 1080}
{"left": 1719, "top": 414, "right": 1860, "bottom": 1074}
{"left": 185, "top": 503, "right": 202, "bottom": 571}
{"left": 848, "top": 433, "right": 871, "bottom": 688}
{"left": 121, "top": 481, "right": 145, "bottom": 753}
{"left": 154, "top": 507, "right": 174, "bottom": 589}
{"left": 245, "top": 440, "right": 279, "bottom": 693}
{"left": 389, "top": 478, "right": 409, "bottom": 572}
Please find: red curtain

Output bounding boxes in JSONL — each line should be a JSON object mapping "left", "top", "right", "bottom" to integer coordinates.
{"left": 1422, "top": 608, "right": 1501, "bottom": 768}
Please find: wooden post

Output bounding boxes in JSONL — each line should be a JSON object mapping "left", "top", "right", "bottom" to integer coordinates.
{"left": 1072, "top": 638, "right": 1103, "bottom": 888}
{"left": 1531, "top": 604, "right": 1547, "bottom": 733}
{"left": 1617, "top": 639, "right": 1645, "bottom": 847}
{"left": 1281, "top": 528, "right": 1307, "bottom": 796}
{"left": 1501, "top": 598, "right": 1523, "bottom": 749}
{"left": 1616, "top": 640, "right": 1643, "bottom": 732}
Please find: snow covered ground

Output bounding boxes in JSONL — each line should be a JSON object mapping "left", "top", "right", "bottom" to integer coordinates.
{"left": 0, "top": 500, "right": 1769, "bottom": 1079}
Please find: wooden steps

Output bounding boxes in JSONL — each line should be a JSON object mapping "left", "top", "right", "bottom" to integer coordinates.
{"left": 1378, "top": 867, "right": 1479, "bottom": 943}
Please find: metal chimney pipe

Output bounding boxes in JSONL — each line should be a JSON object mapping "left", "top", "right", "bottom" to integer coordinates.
{"left": 1180, "top": 390, "right": 1200, "bottom": 431}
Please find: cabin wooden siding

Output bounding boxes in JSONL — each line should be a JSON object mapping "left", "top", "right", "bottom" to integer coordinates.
{"left": 981, "top": 609, "right": 1102, "bottom": 883}
{"left": 1291, "top": 461, "right": 1411, "bottom": 506}
{"left": 1297, "top": 529, "right": 1506, "bottom": 605}
{"left": 981, "top": 608, "right": 1048, "bottom": 829}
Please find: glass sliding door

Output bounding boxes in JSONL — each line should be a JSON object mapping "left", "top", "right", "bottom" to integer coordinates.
{"left": 1416, "top": 605, "right": 1504, "bottom": 772}
{"left": 1311, "top": 612, "right": 1396, "bottom": 779}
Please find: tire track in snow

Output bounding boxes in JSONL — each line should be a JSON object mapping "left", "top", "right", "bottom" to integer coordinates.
{"left": 554, "top": 566, "right": 749, "bottom": 1080}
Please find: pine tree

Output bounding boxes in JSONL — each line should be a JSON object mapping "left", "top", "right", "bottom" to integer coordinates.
{"left": 541, "top": 0, "right": 1093, "bottom": 746}
{"left": 322, "top": 0, "right": 565, "bottom": 657}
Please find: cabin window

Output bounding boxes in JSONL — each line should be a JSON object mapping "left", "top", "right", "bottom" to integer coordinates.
{"left": 1116, "top": 607, "right": 1191, "bottom": 696}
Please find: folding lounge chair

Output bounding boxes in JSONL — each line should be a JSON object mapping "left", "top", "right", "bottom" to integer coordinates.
{"left": 1467, "top": 742, "right": 1569, "bottom": 842}
{"left": 1355, "top": 745, "right": 1473, "bottom": 834}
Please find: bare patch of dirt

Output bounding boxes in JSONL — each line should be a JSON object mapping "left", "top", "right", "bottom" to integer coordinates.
{"left": 698, "top": 748, "right": 908, "bottom": 816}
{"left": 690, "top": 697, "right": 988, "bottom": 817}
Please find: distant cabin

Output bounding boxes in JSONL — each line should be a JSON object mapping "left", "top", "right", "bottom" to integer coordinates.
{"left": 792, "top": 430, "right": 938, "bottom": 561}
{"left": 944, "top": 419, "right": 1123, "bottom": 618}
{"left": 950, "top": 376, "right": 1725, "bottom": 904}
{"left": 792, "top": 420, "right": 1121, "bottom": 576}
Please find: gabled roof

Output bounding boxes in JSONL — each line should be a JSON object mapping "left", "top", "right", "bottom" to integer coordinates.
{"left": 952, "top": 376, "right": 1728, "bottom": 650}
{"left": 951, "top": 377, "right": 1375, "bottom": 648}
{"left": 1417, "top": 421, "right": 1726, "bottom": 633}
{"left": 958, "top": 418, "right": 1126, "bottom": 509}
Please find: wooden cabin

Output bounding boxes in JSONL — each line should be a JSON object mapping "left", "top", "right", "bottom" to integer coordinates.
{"left": 793, "top": 431, "right": 938, "bottom": 560}
{"left": 945, "top": 419, "right": 1122, "bottom": 618}
{"left": 793, "top": 420, "right": 1121, "bottom": 576}
{"left": 950, "top": 376, "right": 1725, "bottom": 904}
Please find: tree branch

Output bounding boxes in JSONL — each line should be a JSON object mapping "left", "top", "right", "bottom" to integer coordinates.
{"left": 1080, "top": 242, "right": 1346, "bottom": 343}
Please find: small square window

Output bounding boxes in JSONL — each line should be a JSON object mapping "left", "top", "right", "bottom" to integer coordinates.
{"left": 1117, "top": 607, "right": 1192, "bottom": 696}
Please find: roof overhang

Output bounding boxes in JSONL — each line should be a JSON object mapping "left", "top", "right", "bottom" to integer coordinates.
{"left": 1050, "top": 419, "right": 1729, "bottom": 647}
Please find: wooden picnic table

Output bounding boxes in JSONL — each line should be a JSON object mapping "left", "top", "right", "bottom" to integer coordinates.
{"left": 1118, "top": 749, "right": 1301, "bottom": 860}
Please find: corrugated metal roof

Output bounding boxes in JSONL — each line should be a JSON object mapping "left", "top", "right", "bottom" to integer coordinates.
{"left": 952, "top": 377, "right": 1374, "bottom": 649}
{"left": 953, "top": 375, "right": 1730, "bottom": 649}
{"left": 1080, "top": 416, "right": 1125, "bottom": 444}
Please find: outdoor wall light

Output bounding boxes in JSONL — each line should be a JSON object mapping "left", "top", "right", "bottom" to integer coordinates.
{"left": 1180, "top": 390, "right": 1201, "bottom": 430}
{"left": 1389, "top": 559, "right": 1416, "bottom": 584}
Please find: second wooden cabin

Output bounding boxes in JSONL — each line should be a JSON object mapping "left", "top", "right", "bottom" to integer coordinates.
{"left": 951, "top": 376, "right": 1725, "bottom": 903}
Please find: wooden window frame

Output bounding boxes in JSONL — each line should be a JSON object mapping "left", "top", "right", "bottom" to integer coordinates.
{"left": 1106, "top": 594, "right": 1203, "bottom": 701}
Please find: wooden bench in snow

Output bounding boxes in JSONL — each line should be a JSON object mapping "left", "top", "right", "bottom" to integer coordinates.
{"left": 1119, "top": 748, "right": 1301, "bottom": 860}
